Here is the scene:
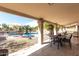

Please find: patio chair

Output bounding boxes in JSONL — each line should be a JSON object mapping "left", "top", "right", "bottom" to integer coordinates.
{"left": 0, "top": 49, "right": 8, "bottom": 56}
{"left": 50, "top": 35, "right": 57, "bottom": 46}
{"left": 54, "top": 34, "right": 63, "bottom": 49}
{"left": 62, "top": 34, "right": 72, "bottom": 48}
{"left": 50, "top": 34, "right": 63, "bottom": 49}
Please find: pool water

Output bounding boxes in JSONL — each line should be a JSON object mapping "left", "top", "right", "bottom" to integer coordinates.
{"left": 8, "top": 32, "right": 38, "bottom": 37}
{"left": 23, "top": 33, "right": 35, "bottom": 37}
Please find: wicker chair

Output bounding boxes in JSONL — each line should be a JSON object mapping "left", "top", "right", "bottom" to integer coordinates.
{"left": 0, "top": 49, "right": 8, "bottom": 56}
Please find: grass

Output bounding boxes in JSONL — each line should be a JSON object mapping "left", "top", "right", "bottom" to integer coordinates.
{"left": 0, "top": 36, "right": 37, "bottom": 54}
{"left": 6, "top": 38, "right": 35, "bottom": 53}
{"left": 15, "top": 38, "right": 32, "bottom": 43}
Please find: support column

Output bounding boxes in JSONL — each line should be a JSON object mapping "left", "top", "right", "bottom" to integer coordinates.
{"left": 54, "top": 26, "right": 56, "bottom": 35}
{"left": 38, "top": 18, "right": 44, "bottom": 44}
{"left": 55, "top": 24, "right": 58, "bottom": 35}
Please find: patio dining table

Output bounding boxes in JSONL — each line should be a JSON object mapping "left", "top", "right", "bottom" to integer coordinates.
{"left": 52, "top": 34, "right": 67, "bottom": 49}
{"left": 52, "top": 33, "right": 72, "bottom": 49}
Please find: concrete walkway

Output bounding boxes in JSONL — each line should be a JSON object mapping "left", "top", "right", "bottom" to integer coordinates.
{"left": 9, "top": 44, "right": 48, "bottom": 56}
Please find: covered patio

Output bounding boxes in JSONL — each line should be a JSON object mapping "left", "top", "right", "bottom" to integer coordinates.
{"left": 0, "top": 3, "right": 79, "bottom": 56}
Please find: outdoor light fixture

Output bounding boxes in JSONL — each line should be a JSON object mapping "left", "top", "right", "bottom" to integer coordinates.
{"left": 48, "top": 3, "right": 54, "bottom": 6}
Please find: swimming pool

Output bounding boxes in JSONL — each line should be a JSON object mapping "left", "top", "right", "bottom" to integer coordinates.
{"left": 8, "top": 32, "right": 38, "bottom": 37}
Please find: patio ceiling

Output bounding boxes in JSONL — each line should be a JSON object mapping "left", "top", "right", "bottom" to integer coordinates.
{"left": 0, "top": 3, "right": 79, "bottom": 25}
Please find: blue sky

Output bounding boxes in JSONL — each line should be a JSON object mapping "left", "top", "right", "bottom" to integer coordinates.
{"left": 0, "top": 11, "right": 37, "bottom": 26}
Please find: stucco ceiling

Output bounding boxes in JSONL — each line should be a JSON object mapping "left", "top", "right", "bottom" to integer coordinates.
{"left": 0, "top": 3, "right": 79, "bottom": 25}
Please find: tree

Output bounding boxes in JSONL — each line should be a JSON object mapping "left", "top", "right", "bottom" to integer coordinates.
{"left": 24, "top": 25, "right": 30, "bottom": 33}
{"left": 2, "top": 24, "right": 10, "bottom": 32}
{"left": 18, "top": 26, "right": 24, "bottom": 35}
{"left": 29, "top": 27, "right": 33, "bottom": 33}
{"left": 44, "top": 22, "right": 50, "bottom": 30}
{"left": 28, "top": 27, "right": 33, "bottom": 39}
{"left": 44, "top": 22, "right": 55, "bottom": 31}
{"left": 33, "top": 26, "right": 38, "bottom": 32}
{"left": 9, "top": 27, "right": 14, "bottom": 31}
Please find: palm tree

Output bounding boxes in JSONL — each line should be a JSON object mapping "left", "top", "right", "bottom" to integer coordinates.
{"left": 28, "top": 27, "right": 33, "bottom": 39}
{"left": 44, "top": 22, "right": 55, "bottom": 38}
{"left": 18, "top": 26, "right": 24, "bottom": 35}
{"left": 24, "top": 25, "right": 30, "bottom": 33}
{"left": 29, "top": 27, "right": 33, "bottom": 33}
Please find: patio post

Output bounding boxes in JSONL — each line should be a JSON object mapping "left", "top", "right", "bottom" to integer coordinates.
{"left": 38, "top": 18, "right": 44, "bottom": 44}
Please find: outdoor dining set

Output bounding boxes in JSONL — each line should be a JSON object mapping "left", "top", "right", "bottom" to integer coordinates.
{"left": 50, "top": 33, "right": 72, "bottom": 49}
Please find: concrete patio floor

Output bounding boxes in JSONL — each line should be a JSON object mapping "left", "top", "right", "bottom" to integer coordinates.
{"left": 29, "top": 44, "right": 79, "bottom": 56}
{"left": 9, "top": 43, "right": 79, "bottom": 56}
